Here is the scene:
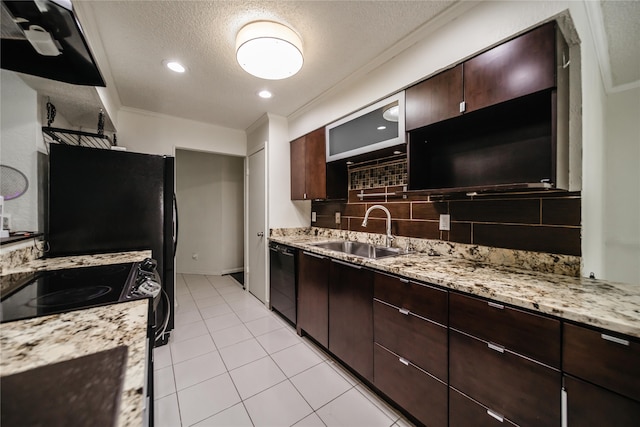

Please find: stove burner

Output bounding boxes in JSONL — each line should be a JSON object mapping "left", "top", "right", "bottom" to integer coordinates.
{"left": 27, "top": 286, "right": 113, "bottom": 308}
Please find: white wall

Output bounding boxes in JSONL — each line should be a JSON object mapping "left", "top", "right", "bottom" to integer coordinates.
{"left": 117, "top": 107, "right": 246, "bottom": 157}
{"left": 266, "top": 114, "right": 310, "bottom": 229}
{"left": 0, "top": 71, "right": 40, "bottom": 232}
{"left": 603, "top": 87, "right": 640, "bottom": 284}
{"left": 175, "top": 149, "right": 244, "bottom": 275}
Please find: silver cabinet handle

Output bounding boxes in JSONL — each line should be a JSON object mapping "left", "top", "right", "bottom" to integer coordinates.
{"left": 487, "top": 409, "right": 504, "bottom": 423}
{"left": 399, "top": 308, "right": 410, "bottom": 315}
{"left": 333, "top": 259, "right": 362, "bottom": 269}
{"left": 601, "top": 333, "right": 629, "bottom": 346}
{"left": 488, "top": 301, "right": 504, "bottom": 309}
{"left": 399, "top": 278, "right": 409, "bottom": 284}
{"left": 487, "top": 342, "right": 505, "bottom": 353}
{"left": 302, "top": 251, "right": 325, "bottom": 260}
{"left": 257, "top": 232, "right": 264, "bottom": 237}
{"left": 398, "top": 357, "right": 410, "bottom": 366}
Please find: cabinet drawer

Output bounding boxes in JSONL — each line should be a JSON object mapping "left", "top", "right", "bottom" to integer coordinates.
{"left": 450, "top": 330, "right": 561, "bottom": 427}
{"left": 374, "top": 273, "right": 447, "bottom": 325}
{"left": 373, "top": 300, "right": 447, "bottom": 381}
{"left": 449, "top": 292, "right": 561, "bottom": 367}
{"left": 565, "top": 375, "right": 640, "bottom": 427}
{"left": 374, "top": 344, "right": 447, "bottom": 427}
{"left": 450, "top": 387, "right": 518, "bottom": 427}
{"left": 563, "top": 323, "right": 640, "bottom": 402}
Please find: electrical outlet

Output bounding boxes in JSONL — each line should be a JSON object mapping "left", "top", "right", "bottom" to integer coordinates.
{"left": 439, "top": 214, "right": 450, "bottom": 231}
{"left": 335, "top": 212, "right": 341, "bottom": 224}
{"left": 2, "top": 214, "right": 11, "bottom": 230}
{"left": 311, "top": 211, "right": 317, "bottom": 222}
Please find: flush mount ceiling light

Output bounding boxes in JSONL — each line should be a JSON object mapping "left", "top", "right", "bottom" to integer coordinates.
{"left": 236, "top": 21, "right": 303, "bottom": 80}
{"left": 258, "top": 90, "right": 273, "bottom": 99}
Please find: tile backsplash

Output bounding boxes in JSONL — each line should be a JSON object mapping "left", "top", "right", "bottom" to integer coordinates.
{"left": 312, "top": 187, "right": 581, "bottom": 257}
{"left": 349, "top": 159, "right": 407, "bottom": 190}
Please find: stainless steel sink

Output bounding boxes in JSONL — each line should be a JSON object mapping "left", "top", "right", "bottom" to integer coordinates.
{"left": 310, "top": 240, "right": 403, "bottom": 259}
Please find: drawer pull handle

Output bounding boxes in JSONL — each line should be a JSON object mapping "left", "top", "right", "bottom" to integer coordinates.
{"left": 399, "top": 278, "right": 409, "bottom": 284}
{"left": 399, "top": 308, "right": 410, "bottom": 315}
{"left": 398, "top": 357, "right": 410, "bottom": 366}
{"left": 487, "top": 409, "right": 504, "bottom": 423}
{"left": 303, "top": 251, "right": 325, "bottom": 260}
{"left": 488, "top": 342, "right": 505, "bottom": 353}
{"left": 601, "top": 333, "right": 629, "bottom": 346}
{"left": 488, "top": 301, "right": 504, "bottom": 310}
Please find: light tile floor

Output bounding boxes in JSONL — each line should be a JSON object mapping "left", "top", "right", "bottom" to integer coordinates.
{"left": 153, "top": 273, "right": 415, "bottom": 427}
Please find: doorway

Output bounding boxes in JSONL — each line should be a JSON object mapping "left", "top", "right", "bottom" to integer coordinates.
{"left": 175, "top": 149, "right": 244, "bottom": 276}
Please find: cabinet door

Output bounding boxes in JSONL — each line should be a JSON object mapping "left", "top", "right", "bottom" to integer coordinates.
{"left": 565, "top": 375, "right": 640, "bottom": 427}
{"left": 405, "top": 64, "right": 463, "bottom": 131}
{"left": 449, "top": 330, "right": 561, "bottom": 427}
{"left": 464, "top": 22, "right": 556, "bottom": 112}
{"left": 329, "top": 260, "right": 373, "bottom": 382}
{"left": 290, "top": 136, "right": 306, "bottom": 200}
{"left": 563, "top": 323, "right": 640, "bottom": 402}
{"left": 450, "top": 292, "right": 561, "bottom": 368}
{"left": 304, "top": 128, "right": 327, "bottom": 200}
{"left": 374, "top": 344, "right": 447, "bottom": 427}
{"left": 297, "top": 251, "right": 329, "bottom": 347}
{"left": 450, "top": 388, "right": 518, "bottom": 427}
{"left": 373, "top": 300, "right": 447, "bottom": 381}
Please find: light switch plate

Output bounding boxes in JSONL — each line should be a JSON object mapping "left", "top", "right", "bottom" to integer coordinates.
{"left": 335, "top": 212, "right": 341, "bottom": 224}
{"left": 311, "top": 211, "right": 317, "bottom": 222}
{"left": 439, "top": 214, "right": 450, "bottom": 231}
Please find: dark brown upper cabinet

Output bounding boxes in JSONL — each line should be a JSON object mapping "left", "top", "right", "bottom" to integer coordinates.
{"left": 290, "top": 128, "right": 327, "bottom": 200}
{"left": 464, "top": 22, "right": 556, "bottom": 113}
{"left": 406, "top": 64, "right": 463, "bottom": 131}
{"left": 406, "top": 21, "right": 570, "bottom": 193}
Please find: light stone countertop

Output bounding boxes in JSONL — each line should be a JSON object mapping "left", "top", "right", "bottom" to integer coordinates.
{"left": 270, "top": 233, "right": 640, "bottom": 339}
{"left": 0, "top": 298, "right": 150, "bottom": 427}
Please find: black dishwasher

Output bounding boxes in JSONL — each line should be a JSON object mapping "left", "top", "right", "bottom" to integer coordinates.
{"left": 269, "top": 242, "right": 297, "bottom": 326}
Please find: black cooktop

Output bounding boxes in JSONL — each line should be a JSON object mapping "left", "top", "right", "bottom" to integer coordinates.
{"left": 0, "top": 263, "right": 136, "bottom": 323}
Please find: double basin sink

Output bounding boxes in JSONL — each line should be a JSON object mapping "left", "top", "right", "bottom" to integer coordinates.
{"left": 310, "top": 240, "right": 403, "bottom": 260}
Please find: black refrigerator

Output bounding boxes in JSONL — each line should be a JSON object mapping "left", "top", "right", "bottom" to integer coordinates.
{"left": 47, "top": 144, "right": 176, "bottom": 344}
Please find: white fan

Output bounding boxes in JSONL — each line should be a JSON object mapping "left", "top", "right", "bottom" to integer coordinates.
{"left": 0, "top": 165, "right": 29, "bottom": 237}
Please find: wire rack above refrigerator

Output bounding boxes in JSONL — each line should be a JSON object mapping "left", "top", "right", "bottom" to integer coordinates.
{"left": 41, "top": 99, "right": 116, "bottom": 152}
{"left": 42, "top": 127, "right": 115, "bottom": 151}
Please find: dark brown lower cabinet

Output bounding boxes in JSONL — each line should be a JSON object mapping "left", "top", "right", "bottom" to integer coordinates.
{"left": 329, "top": 260, "right": 373, "bottom": 382}
{"left": 564, "top": 375, "right": 640, "bottom": 427}
{"left": 373, "top": 300, "right": 447, "bottom": 381}
{"left": 449, "top": 387, "right": 518, "bottom": 427}
{"left": 374, "top": 344, "right": 447, "bottom": 427}
{"left": 297, "top": 251, "right": 329, "bottom": 347}
{"left": 449, "top": 329, "right": 561, "bottom": 427}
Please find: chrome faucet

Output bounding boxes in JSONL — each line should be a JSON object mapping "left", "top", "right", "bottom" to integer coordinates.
{"left": 362, "top": 205, "right": 394, "bottom": 247}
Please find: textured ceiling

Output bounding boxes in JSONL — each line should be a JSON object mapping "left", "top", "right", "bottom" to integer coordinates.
{"left": 600, "top": 0, "right": 640, "bottom": 87}
{"left": 81, "top": 0, "right": 457, "bottom": 130}
{"left": 17, "top": 1, "right": 640, "bottom": 133}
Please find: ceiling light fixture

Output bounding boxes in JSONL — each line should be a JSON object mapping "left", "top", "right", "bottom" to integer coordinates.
{"left": 258, "top": 90, "right": 273, "bottom": 99}
{"left": 382, "top": 103, "right": 399, "bottom": 122}
{"left": 164, "top": 60, "right": 186, "bottom": 73}
{"left": 236, "top": 21, "right": 303, "bottom": 80}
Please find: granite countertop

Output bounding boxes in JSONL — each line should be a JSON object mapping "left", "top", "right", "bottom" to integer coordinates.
{"left": 0, "top": 298, "right": 150, "bottom": 426}
{"left": 270, "top": 234, "right": 640, "bottom": 339}
{"left": 1, "top": 250, "right": 152, "bottom": 276}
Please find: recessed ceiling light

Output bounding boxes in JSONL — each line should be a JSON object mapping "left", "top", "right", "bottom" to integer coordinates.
{"left": 258, "top": 90, "right": 273, "bottom": 99}
{"left": 377, "top": 126, "right": 386, "bottom": 130}
{"left": 164, "top": 60, "right": 186, "bottom": 73}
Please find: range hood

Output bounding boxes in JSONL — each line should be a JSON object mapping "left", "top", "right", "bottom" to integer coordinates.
{"left": 1, "top": 0, "right": 105, "bottom": 86}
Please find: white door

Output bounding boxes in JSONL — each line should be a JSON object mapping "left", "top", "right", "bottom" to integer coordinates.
{"left": 248, "top": 148, "right": 267, "bottom": 304}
